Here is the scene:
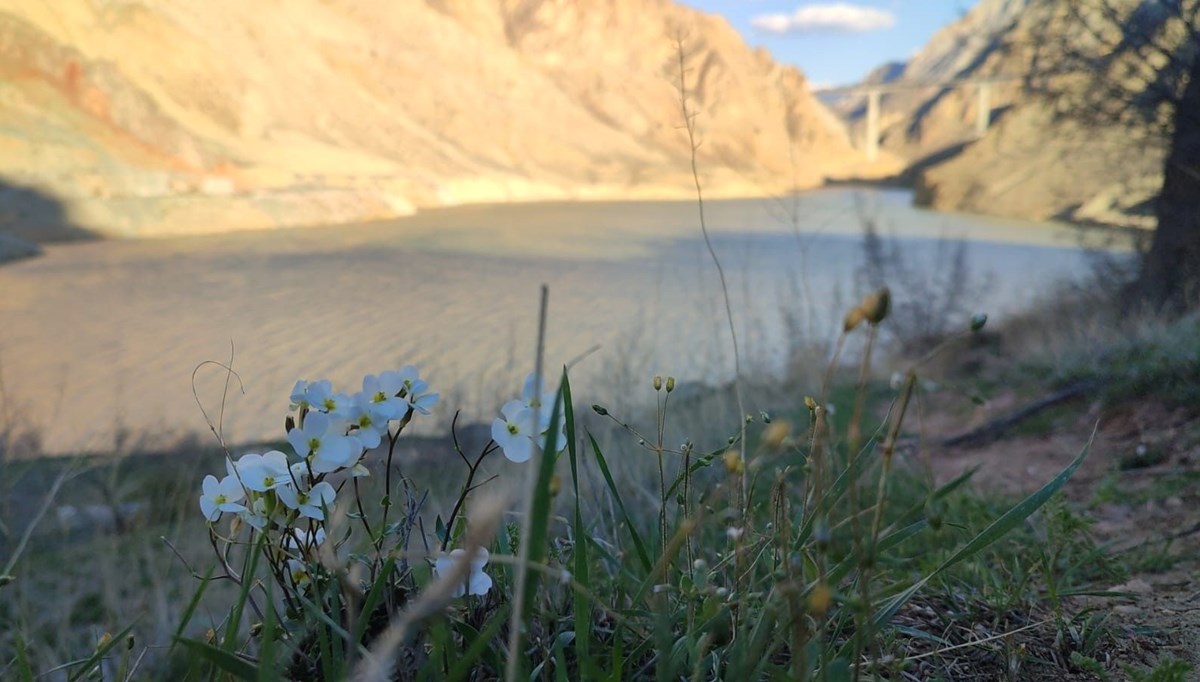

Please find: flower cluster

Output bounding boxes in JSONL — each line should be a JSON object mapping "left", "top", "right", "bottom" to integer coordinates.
{"left": 491, "top": 373, "right": 567, "bottom": 463}
{"left": 196, "top": 367, "right": 567, "bottom": 602}
{"left": 197, "top": 366, "right": 438, "bottom": 552}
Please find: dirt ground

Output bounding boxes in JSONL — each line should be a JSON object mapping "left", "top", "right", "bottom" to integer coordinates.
{"left": 920, "top": 389, "right": 1200, "bottom": 678}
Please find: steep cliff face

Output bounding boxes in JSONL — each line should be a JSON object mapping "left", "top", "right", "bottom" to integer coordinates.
{"left": 832, "top": 0, "right": 1028, "bottom": 157}
{"left": 849, "top": 0, "right": 1164, "bottom": 228}
{"left": 0, "top": 0, "right": 866, "bottom": 240}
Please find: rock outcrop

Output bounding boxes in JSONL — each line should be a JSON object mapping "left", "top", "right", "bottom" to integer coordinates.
{"left": 0, "top": 0, "right": 872, "bottom": 241}
{"left": 841, "top": 0, "right": 1164, "bottom": 229}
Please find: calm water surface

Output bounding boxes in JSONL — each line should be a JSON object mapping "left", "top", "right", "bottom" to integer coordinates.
{"left": 0, "top": 189, "right": 1127, "bottom": 454}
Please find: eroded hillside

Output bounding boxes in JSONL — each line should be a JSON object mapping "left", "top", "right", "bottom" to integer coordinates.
{"left": 0, "top": 0, "right": 876, "bottom": 241}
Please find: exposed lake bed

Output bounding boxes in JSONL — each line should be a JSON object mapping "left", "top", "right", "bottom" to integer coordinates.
{"left": 0, "top": 189, "right": 1133, "bottom": 455}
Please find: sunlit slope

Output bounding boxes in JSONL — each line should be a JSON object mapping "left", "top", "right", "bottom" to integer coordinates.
{"left": 839, "top": 0, "right": 1164, "bottom": 228}
{"left": 0, "top": 0, "right": 867, "bottom": 239}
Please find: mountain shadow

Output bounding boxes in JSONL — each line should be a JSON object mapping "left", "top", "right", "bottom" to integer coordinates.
{"left": 0, "top": 178, "right": 98, "bottom": 264}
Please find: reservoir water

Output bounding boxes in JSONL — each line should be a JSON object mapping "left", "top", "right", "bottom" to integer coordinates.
{"left": 0, "top": 188, "right": 1129, "bottom": 455}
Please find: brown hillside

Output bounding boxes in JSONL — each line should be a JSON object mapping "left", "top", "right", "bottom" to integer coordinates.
{"left": 0, "top": 0, "right": 874, "bottom": 240}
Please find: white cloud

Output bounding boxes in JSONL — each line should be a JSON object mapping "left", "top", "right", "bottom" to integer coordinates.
{"left": 750, "top": 3, "right": 896, "bottom": 35}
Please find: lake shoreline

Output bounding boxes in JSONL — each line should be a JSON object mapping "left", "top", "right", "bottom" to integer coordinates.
{"left": 0, "top": 181, "right": 1144, "bottom": 269}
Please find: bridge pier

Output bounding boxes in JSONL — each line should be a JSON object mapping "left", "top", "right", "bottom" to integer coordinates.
{"left": 976, "top": 81, "right": 992, "bottom": 137}
{"left": 865, "top": 88, "right": 881, "bottom": 162}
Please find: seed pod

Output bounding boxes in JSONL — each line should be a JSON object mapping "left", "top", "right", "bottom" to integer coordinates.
{"left": 861, "top": 287, "right": 891, "bottom": 325}
{"left": 285, "top": 415, "right": 295, "bottom": 434}
{"left": 843, "top": 306, "right": 865, "bottom": 332}
{"left": 970, "top": 312, "right": 988, "bottom": 332}
{"left": 653, "top": 375, "right": 663, "bottom": 391}
{"left": 666, "top": 376, "right": 676, "bottom": 393}
{"left": 591, "top": 404, "right": 608, "bottom": 416}
{"left": 804, "top": 396, "right": 818, "bottom": 412}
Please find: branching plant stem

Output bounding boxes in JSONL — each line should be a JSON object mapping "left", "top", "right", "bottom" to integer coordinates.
{"left": 675, "top": 37, "right": 748, "bottom": 517}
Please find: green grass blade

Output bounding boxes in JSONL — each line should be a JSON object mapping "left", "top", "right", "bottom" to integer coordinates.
{"left": 513, "top": 369, "right": 568, "bottom": 670}
{"left": 176, "top": 637, "right": 259, "bottom": 680}
{"left": 562, "top": 373, "right": 593, "bottom": 675}
{"left": 67, "top": 623, "right": 137, "bottom": 682}
{"left": 257, "top": 582, "right": 279, "bottom": 682}
{"left": 352, "top": 556, "right": 396, "bottom": 648}
{"left": 872, "top": 431, "right": 1093, "bottom": 629}
{"left": 13, "top": 631, "right": 34, "bottom": 682}
{"left": 446, "top": 604, "right": 510, "bottom": 682}
{"left": 223, "top": 534, "right": 266, "bottom": 652}
{"left": 169, "top": 565, "right": 214, "bottom": 656}
{"left": 663, "top": 448, "right": 720, "bottom": 500}
{"left": 587, "top": 433, "right": 653, "bottom": 572}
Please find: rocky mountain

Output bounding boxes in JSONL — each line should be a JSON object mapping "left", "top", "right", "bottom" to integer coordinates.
{"left": 844, "top": 0, "right": 1164, "bottom": 228}
{"left": 830, "top": 0, "right": 1028, "bottom": 157}
{"left": 0, "top": 0, "right": 880, "bottom": 243}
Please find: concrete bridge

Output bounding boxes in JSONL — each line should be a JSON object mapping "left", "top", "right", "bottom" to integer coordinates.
{"left": 814, "top": 74, "right": 1030, "bottom": 161}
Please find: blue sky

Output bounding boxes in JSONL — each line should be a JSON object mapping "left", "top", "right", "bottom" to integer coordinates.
{"left": 681, "top": 1, "right": 980, "bottom": 87}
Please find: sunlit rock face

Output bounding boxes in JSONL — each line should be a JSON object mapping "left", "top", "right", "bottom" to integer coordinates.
{"left": 0, "top": 0, "right": 869, "bottom": 240}
{"left": 835, "top": 0, "right": 1166, "bottom": 229}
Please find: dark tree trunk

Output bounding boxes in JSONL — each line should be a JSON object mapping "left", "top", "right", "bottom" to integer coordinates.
{"left": 1139, "top": 56, "right": 1200, "bottom": 311}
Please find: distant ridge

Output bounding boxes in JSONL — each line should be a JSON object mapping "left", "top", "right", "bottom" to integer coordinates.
{"left": 839, "top": 0, "right": 1163, "bottom": 229}
{"left": 0, "top": 0, "right": 887, "bottom": 241}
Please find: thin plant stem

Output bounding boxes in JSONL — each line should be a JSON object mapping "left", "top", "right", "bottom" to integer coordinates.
{"left": 847, "top": 323, "right": 877, "bottom": 682}
{"left": 675, "top": 37, "right": 748, "bottom": 518}
{"left": 504, "top": 284, "right": 549, "bottom": 682}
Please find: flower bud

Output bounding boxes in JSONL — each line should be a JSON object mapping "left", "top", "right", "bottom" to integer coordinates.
{"left": 126, "top": 634, "right": 135, "bottom": 651}
{"left": 843, "top": 306, "right": 865, "bottom": 332}
{"left": 251, "top": 622, "right": 264, "bottom": 637}
{"left": 808, "top": 583, "right": 833, "bottom": 616}
{"left": 205, "top": 628, "right": 216, "bottom": 644}
{"left": 591, "top": 404, "right": 608, "bottom": 416}
{"left": 723, "top": 450, "right": 745, "bottom": 475}
{"left": 96, "top": 633, "right": 112, "bottom": 650}
{"left": 549, "top": 473, "right": 562, "bottom": 497}
{"left": 229, "top": 514, "right": 243, "bottom": 536}
{"left": 804, "top": 396, "right": 818, "bottom": 412}
{"left": 762, "top": 420, "right": 791, "bottom": 451}
{"left": 861, "top": 287, "right": 890, "bottom": 325}
{"left": 970, "top": 313, "right": 988, "bottom": 332}
{"left": 653, "top": 375, "right": 663, "bottom": 391}
{"left": 666, "top": 376, "right": 676, "bottom": 393}
{"left": 760, "top": 411, "right": 771, "bottom": 423}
